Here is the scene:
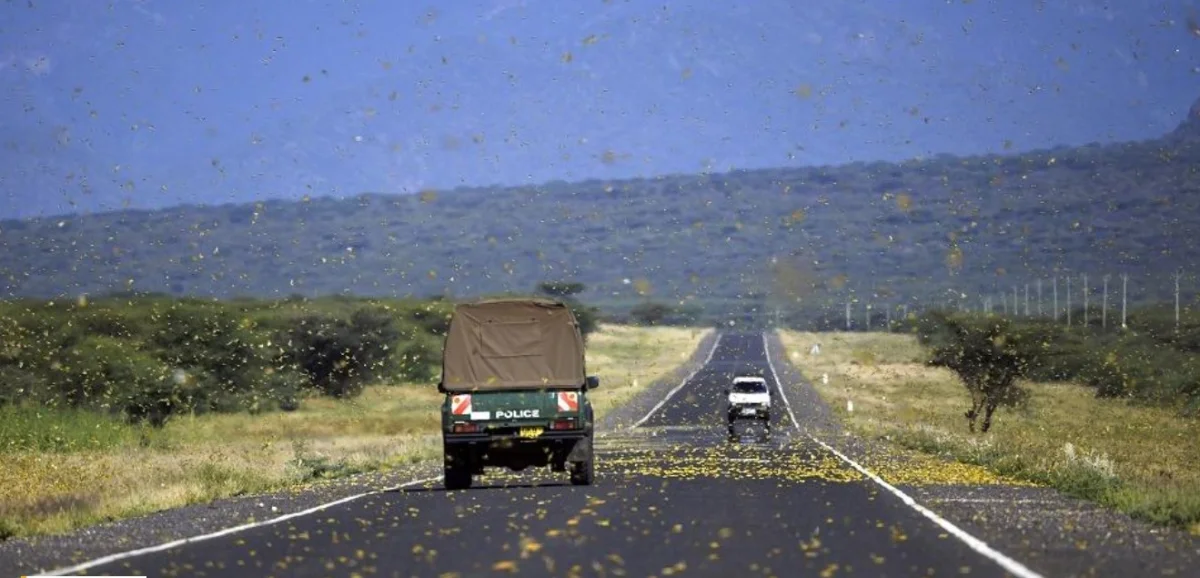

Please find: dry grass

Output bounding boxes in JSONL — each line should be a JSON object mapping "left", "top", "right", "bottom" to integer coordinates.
{"left": 585, "top": 325, "right": 714, "bottom": 420}
{"left": 0, "top": 324, "right": 710, "bottom": 539}
{"left": 778, "top": 330, "right": 1200, "bottom": 535}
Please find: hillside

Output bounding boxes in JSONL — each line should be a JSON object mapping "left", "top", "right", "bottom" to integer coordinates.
{"left": 3, "top": 98, "right": 1200, "bottom": 318}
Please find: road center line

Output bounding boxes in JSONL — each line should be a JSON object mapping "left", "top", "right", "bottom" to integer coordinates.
{"left": 760, "top": 332, "right": 1046, "bottom": 578}
{"left": 628, "top": 332, "right": 722, "bottom": 429}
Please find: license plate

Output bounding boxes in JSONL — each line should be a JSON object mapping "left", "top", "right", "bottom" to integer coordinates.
{"left": 740, "top": 408, "right": 757, "bottom": 415}
{"left": 518, "top": 427, "right": 544, "bottom": 439}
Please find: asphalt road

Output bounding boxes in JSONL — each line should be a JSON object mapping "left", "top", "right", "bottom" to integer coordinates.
{"left": 53, "top": 331, "right": 1045, "bottom": 578}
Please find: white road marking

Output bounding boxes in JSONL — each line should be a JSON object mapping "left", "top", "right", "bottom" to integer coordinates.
{"left": 39, "top": 329, "right": 719, "bottom": 574}
{"left": 40, "top": 330, "right": 1043, "bottom": 577}
{"left": 933, "top": 498, "right": 1060, "bottom": 505}
{"left": 629, "top": 333, "right": 722, "bottom": 428}
{"left": 39, "top": 475, "right": 443, "bottom": 577}
{"left": 760, "top": 332, "right": 1046, "bottom": 578}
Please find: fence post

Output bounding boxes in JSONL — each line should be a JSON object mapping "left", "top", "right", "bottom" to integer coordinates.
{"left": 1121, "top": 273, "right": 1128, "bottom": 330}
{"left": 1067, "top": 276, "right": 1072, "bottom": 327}
{"left": 1176, "top": 270, "right": 1182, "bottom": 334}
{"left": 1053, "top": 276, "right": 1059, "bottom": 321}
{"left": 1037, "top": 278, "right": 1043, "bottom": 316}
{"left": 1083, "top": 273, "right": 1089, "bottom": 328}
{"left": 1102, "top": 274, "right": 1109, "bottom": 330}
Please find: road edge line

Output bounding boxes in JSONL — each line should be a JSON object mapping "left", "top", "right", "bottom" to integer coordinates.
{"left": 40, "top": 475, "right": 443, "bottom": 576}
{"left": 629, "top": 333, "right": 722, "bottom": 429}
{"left": 760, "top": 332, "right": 1045, "bottom": 578}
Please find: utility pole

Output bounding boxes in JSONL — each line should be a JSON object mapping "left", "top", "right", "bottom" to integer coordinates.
{"left": 1024, "top": 283, "right": 1030, "bottom": 316}
{"left": 845, "top": 301, "right": 851, "bottom": 331}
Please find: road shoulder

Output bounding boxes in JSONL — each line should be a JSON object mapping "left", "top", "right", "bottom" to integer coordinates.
{"left": 764, "top": 331, "right": 1200, "bottom": 578}
{"left": 1, "top": 328, "right": 719, "bottom": 577}
{"left": 595, "top": 329, "right": 720, "bottom": 433}
{"left": 0, "top": 464, "right": 443, "bottom": 577}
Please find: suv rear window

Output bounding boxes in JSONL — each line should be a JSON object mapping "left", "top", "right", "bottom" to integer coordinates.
{"left": 732, "top": 380, "right": 767, "bottom": 394}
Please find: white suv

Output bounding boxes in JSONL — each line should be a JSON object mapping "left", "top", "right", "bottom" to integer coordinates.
{"left": 725, "top": 376, "right": 771, "bottom": 435}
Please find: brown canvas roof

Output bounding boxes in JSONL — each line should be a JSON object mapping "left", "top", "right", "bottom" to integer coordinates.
{"left": 440, "top": 298, "right": 586, "bottom": 391}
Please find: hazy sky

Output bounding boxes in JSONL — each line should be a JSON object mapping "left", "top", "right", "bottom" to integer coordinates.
{"left": 2, "top": 0, "right": 1199, "bottom": 219}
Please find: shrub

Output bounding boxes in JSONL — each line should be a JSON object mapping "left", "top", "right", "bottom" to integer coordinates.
{"left": 391, "top": 333, "right": 441, "bottom": 383}
{"left": 147, "top": 304, "right": 261, "bottom": 391}
{"left": 917, "top": 307, "right": 1200, "bottom": 416}
{"left": 285, "top": 306, "right": 401, "bottom": 398}
{"left": 534, "top": 281, "right": 600, "bottom": 341}
{"left": 50, "top": 335, "right": 183, "bottom": 426}
{"left": 401, "top": 301, "right": 455, "bottom": 337}
{"left": 918, "top": 311, "right": 1030, "bottom": 433}
{"left": 630, "top": 302, "right": 674, "bottom": 326}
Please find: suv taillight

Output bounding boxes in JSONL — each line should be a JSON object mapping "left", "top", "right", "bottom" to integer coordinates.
{"left": 452, "top": 422, "right": 481, "bottom": 433}
{"left": 550, "top": 419, "right": 575, "bottom": 430}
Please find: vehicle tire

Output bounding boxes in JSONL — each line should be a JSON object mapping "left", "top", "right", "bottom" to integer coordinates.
{"left": 443, "top": 447, "right": 473, "bottom": 491}
{"left": 569, "top": 439, "right": 595, "bottom": 486}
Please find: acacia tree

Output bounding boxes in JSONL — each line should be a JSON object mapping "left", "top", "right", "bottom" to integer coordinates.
{"left": 536, "top": 281, "right": 586, "bottom": 299}
{"left": 535, "top": 281, "right": 599, "bottom": 340}
{"left": 918, "top": 311, "right": 1030, "bottom": 433}
{"left": 630, "top": 302, "right": 674, "bottom": 326}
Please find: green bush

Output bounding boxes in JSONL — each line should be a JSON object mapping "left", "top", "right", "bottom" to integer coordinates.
{"left": 0, "top": 366, "right": 47, "bottom": 408}
{"left": 630, "top": 302, "right": 674, "bottom": 326}
{"left": 48, "top": 335, "right": 189, "bottom": 426}
{"left": 285, "top": 306, "right": 402, "bottom": 398}
{"left": 0, "top": 294, "right": 596, "bottom": 423}
{"left": 917, "top": 307, "right": 1200, "bottom": 414}
{"left": 390, "top": 332, "right": 441, "bottom": 383}
{"left": 917, "top": 311, "right": 1030, "bottom": 433}
{"left": 147, "top": 304, "right": 261, "bottom": 391}
{"left": 401, "top": 301, "right": 455, "bottom": 336}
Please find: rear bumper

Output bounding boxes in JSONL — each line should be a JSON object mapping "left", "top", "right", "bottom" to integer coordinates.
{"left": 728, "top": 405, "right": 770, "bottom": 417}
{"left": 443, "top": 429, "right": 590, "bottom": 444}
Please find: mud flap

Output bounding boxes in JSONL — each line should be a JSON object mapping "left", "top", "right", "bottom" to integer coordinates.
{"left": 568, "top": 434, "right": 595, "bottom": 486}
{"left": 443, "top": 444, "right": 473, "bottom": 490}
{"left": 565, "top": 435, "right": 592, "bottom": 464}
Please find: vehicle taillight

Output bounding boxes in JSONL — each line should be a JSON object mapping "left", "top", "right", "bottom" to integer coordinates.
{"left": 452, "top": 422, "right": 480, "bottom": 433}
{"left": 550, "top": 419, "right": 575, "bottom": 430}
